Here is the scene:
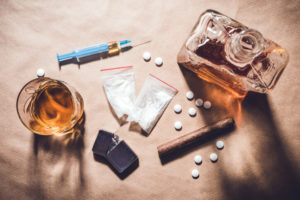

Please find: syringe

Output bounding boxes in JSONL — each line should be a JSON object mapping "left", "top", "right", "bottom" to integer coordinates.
{"left": 57, "top": 40, "right": 131, "bottom": 63}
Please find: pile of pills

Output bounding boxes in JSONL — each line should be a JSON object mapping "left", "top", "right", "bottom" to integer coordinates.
{"left": 195, "top": 98, "right": 211, "bottom": 109}
{"left": 186, "top": 91, "right": 212, "bottom": 110}
{"left": 192, "top": 140, "right": 224, "bottom": 179}
{"left": 143, "top": 51, "right": 163, "bottom": 66}
{"left": 173, "top": 90, "right": 213, "bottom": 131}
{"left": 191, "top": 141, "right": 224, "bottom": 179}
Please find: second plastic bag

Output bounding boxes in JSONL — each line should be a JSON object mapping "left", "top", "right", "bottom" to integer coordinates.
{"left": 129, "top": 74, "right": 178, "bottom": 134}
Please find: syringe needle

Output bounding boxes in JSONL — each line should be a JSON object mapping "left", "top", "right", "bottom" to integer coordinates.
{"left": 132, "top": 40, "right": 151, "bottom": 47}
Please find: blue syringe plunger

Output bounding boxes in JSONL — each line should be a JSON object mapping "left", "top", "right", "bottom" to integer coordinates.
{"left": 57, "top": 40, "right": 131, "bottom": 63}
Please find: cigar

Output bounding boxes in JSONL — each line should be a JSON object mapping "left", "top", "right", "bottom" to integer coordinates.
{"left": 157, "top": 117, "right": 234, "bottom": 158}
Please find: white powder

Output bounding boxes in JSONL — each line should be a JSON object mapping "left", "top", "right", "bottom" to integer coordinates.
{"left": 101, "top": 67, "right": 136, "bottom": 121}
{"left": 129, "top": 74, "right": 177, "bottom": 134}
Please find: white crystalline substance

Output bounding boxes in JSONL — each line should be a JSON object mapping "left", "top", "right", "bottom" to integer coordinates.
{"left": 129, "top": 75, "right": 177, "bottom": 134}
{"left": 101, "top": 68, "right": 136, "bottom": 120}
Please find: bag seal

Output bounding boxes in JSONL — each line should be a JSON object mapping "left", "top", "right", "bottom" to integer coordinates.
{"left": 100, "top": 66, "right": 133, "bottom": 71}
{"left": 149, "top": 73, "right": 178, "bottom": 92}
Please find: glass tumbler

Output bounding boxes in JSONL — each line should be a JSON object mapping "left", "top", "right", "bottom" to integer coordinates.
{"left": 16, "top": 77, "right": 84, "bottom": 135}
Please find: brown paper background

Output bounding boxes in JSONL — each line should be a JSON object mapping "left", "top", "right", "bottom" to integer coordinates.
{"left": 0, "top": 0, "right": 299, "bottom": 199}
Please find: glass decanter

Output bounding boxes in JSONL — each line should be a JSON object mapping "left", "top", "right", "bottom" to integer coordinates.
{"left": 177, "top": 9, "right": 289, "bottom": 98}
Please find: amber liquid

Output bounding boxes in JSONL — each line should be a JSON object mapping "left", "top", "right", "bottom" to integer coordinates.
{"left": 30, "top": 82, "right": 74, "bottom": 134}
{"left": 193, "top": 41, "right": 254, "bottom": 98}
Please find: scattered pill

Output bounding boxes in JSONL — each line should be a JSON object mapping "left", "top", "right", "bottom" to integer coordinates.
{"left": 216, "top": 141, "right": 224, "bottom": 150}
{"left": 203, "top": 101, "right": 212, "bottom": 109}
{"left": 155, "top": 57, "right": 163, "bottom": 66}
{"left": 186, "top": 91, "right": 194, "bottom": 100}
{"left": 143, "top": 52, "right": 151, "bottom": 61}
{"left": 210, "top": 153, "right": 218, "bottom": 162}
{"left": 174, "top": 121, "right": 182, "bottom": 130}
{"left": 195, "top": 98, "right": 204, "bottom": 107}
{"left": 191, "top": 169, "right": 199, "bottom": 179}
{"left": 194, "top": 155, "right": 202, "bottom": 165}
{"left": 36, "top": 68, "right": 45, "bottom": 77}
{"left": 188, "top": 107, "right": 197, "bottom": 117}
{"left": 174, "top": 104, "right": 182, "bottom": 113}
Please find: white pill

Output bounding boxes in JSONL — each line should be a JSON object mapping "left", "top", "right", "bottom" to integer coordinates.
{"left": 174, "top": 121, "right": 182, "bottom": 130}
{"left": 188, "top": 107, "right": 197, "bottom": 117}
{"left": 194, "top": 155, "right": 202, "bottom": 165}
{"left": 216, "top": 140, "right": 224, "bottom": 150}
{"left": 186, "top": 91, "right": 194, "bottom": 100}
{"left": 195, "top": 98, "right": 204, "bottom": 107}
{"left": 36, "top": 68, "right": 45, "bottom": 77}
{"left": 155, "top": 57, "right": 163, "bottom": 66}
{"left": 174, "top": 104, "right": 182, "bottom": 113}
{"left": 143, "top": 52, "right": 151, "bottom": 61}
{"left": 203, "top": 101, "right": 212, "bottom": 109}
{"left": 210, "top": 153, "right": 218, "bottom": 162}
{"left": 191, "top": 169, "right": 199, "bottom": 178}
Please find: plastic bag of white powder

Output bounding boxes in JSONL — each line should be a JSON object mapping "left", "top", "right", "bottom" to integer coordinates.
{"left": 128, "top": 74, "right": 178, "bottom": 134}
{"left": 101, "top": 66, "right": 136, "bottom": 123}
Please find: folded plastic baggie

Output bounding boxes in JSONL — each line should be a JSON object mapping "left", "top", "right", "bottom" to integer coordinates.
{"left": 100, "top": 66, "right": 135, "bottom": 123}
{"left": 129, "top": 74, "right": 178, "bottom": 134}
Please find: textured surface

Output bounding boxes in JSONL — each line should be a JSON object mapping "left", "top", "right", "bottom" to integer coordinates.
{"left": 0, "top": 0, "right": 300, "bottom": 199}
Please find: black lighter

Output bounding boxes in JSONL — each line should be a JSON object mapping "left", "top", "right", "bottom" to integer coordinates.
{"left": 92, "top": 129, "right": 138, "bottom": 174}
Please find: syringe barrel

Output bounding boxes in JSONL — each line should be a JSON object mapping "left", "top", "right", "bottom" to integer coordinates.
{"left": 57, "top": 52, "right": 75, "bottom": 62}
{"left": 75, "top": 43, "right": 109, "bottom": 59}
{"left": 57, "top": 40, "right": 131, "bottom": 63}
{"left": 57, "top": 44, "right": 109, "bottom": 63}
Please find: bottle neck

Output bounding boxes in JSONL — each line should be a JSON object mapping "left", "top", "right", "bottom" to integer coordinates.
{"left": 225, "top": 29, "right": 265, "bottom": 67}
